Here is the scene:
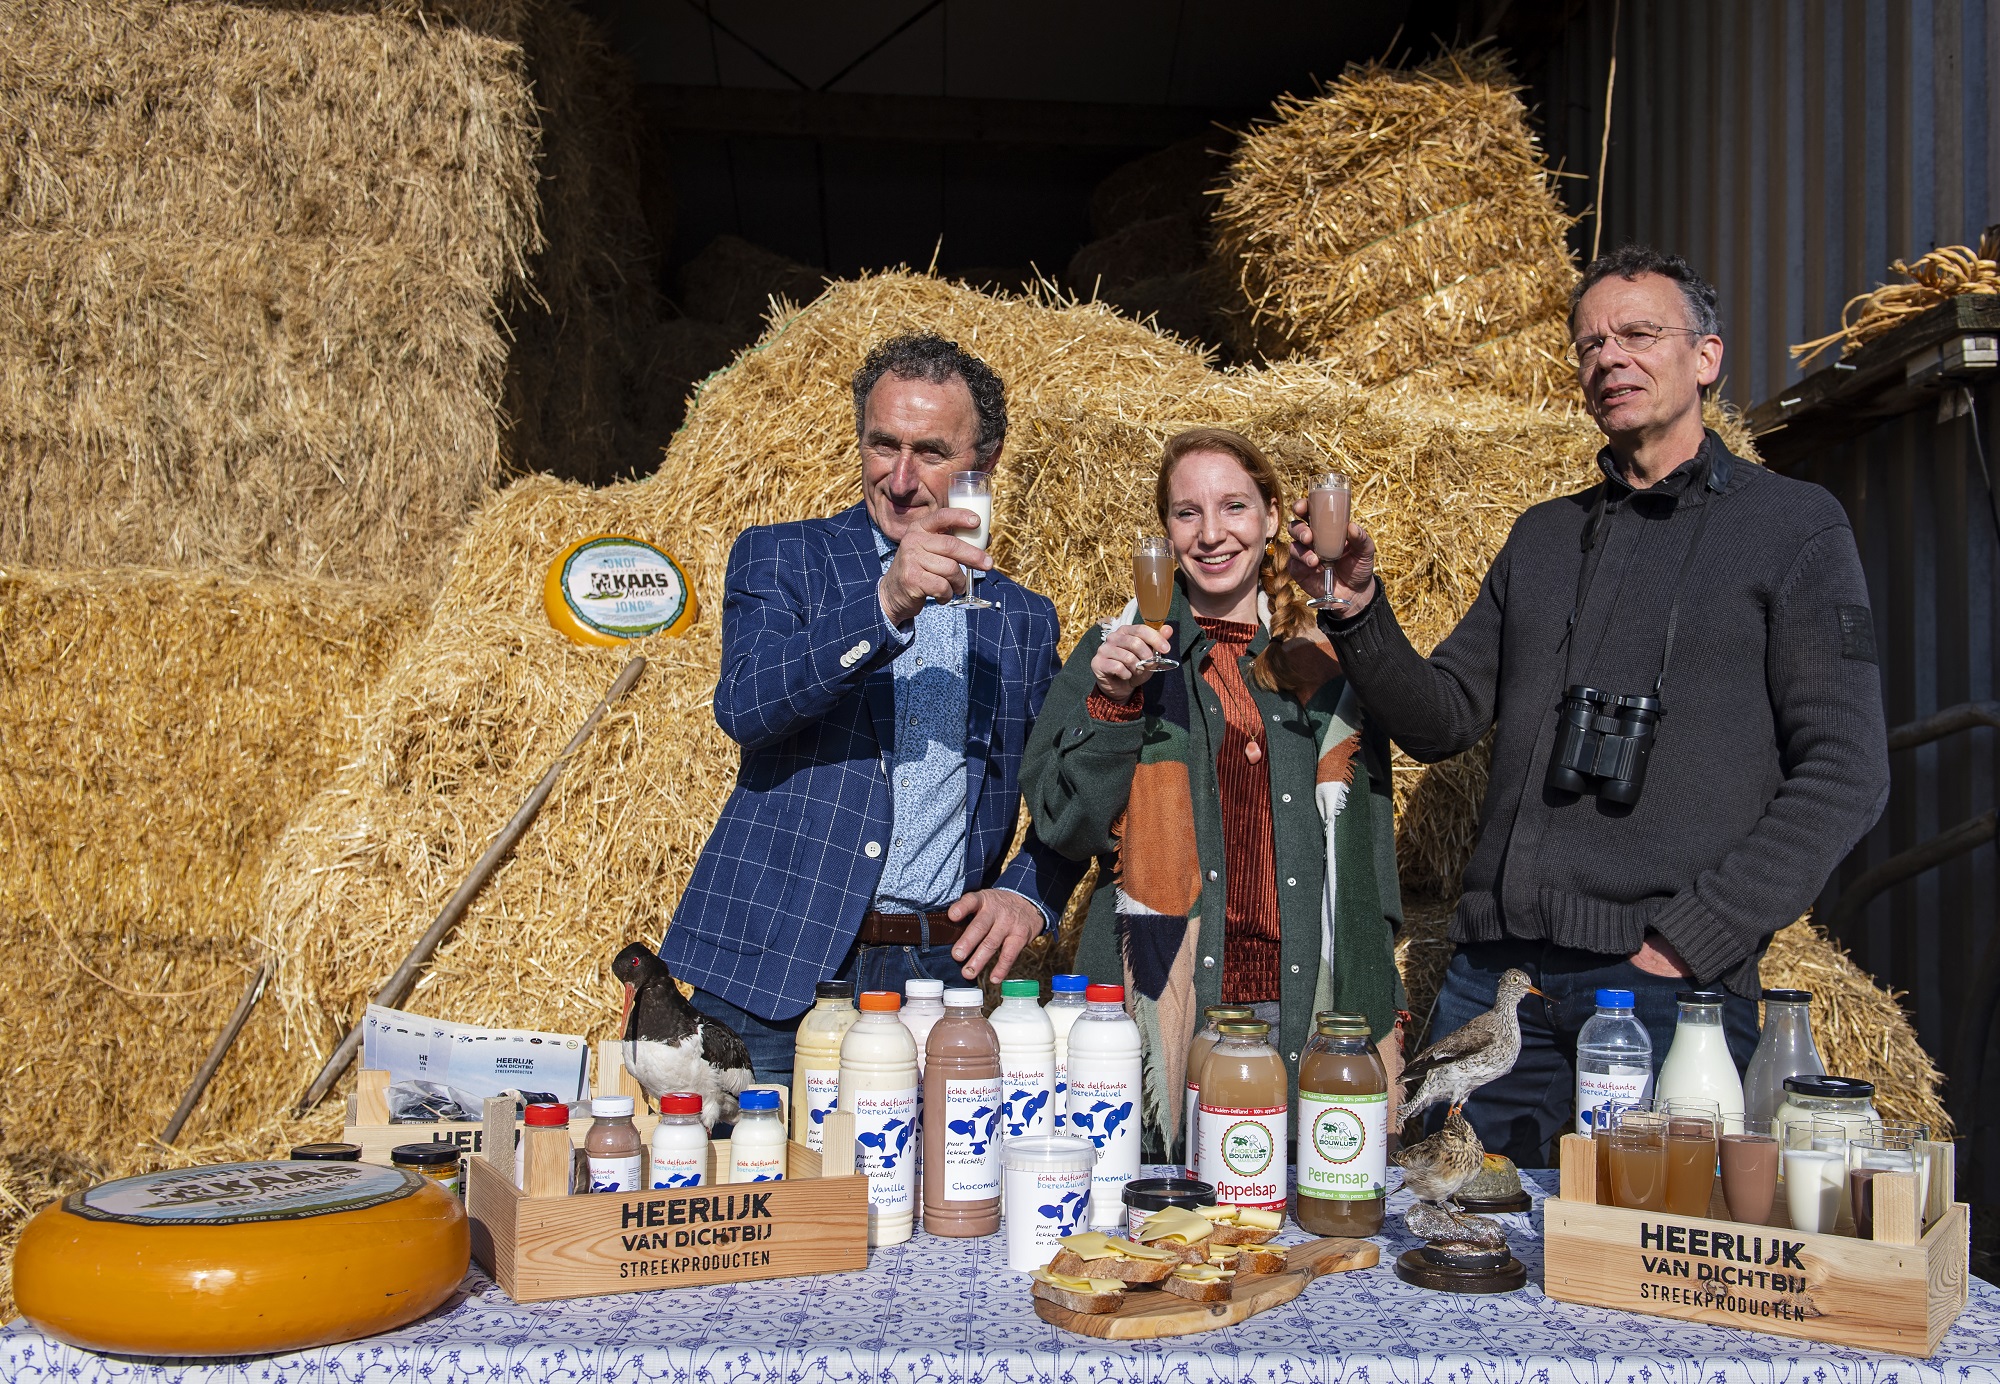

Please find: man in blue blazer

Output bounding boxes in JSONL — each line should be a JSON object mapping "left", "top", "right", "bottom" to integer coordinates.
{"left": 662, "top": 332, "right": 1085, "bottom": 1081}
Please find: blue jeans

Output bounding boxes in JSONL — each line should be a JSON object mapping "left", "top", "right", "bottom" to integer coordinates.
{"left": 686, "top": 943, "right": 960, "bottom": 1086}
{"left": 1422, "top": 939, "right": 1760, "bottom": 1167}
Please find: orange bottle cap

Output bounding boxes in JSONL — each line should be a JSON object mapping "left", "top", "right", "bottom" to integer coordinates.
{"left": 858, "top": 991, "right": 902, "bottom": 1012}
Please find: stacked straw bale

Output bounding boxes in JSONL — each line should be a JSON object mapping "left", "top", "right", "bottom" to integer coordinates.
{"left": 0, "top": 0, "right": 670, "bottom": 585}
{"left": 1210, "top": 48, "right": 1578, "bottom": 399}
{"left": 0, "top": 567, "right": 419, "bottom": 1314}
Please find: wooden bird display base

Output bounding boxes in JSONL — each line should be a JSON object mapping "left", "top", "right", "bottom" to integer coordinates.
{"left": 1031, "top": 1237, "right": 1378, "bottom": 1339}
{"left": 1393, "top": 1245, "right": 1527, "bottom": 1293}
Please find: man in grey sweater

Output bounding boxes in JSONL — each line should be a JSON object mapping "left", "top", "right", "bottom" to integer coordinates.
{"left": 1290, "top": 247, "right": 1890, "bottom": 1164}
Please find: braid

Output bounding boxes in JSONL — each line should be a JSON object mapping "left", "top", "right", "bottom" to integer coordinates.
{"left": 1250, "top": 539, "right": 1313, "bottom": 696}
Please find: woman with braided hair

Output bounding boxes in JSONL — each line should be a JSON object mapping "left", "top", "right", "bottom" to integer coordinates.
{"left": 1023, "top": 426, "right": 1405, "bottom": 1167}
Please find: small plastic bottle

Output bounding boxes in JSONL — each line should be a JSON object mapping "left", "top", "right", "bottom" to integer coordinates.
{"left": 649, "top": 1092, "right": 708, "bottom": 1189}
{"left": 990, "top": 978, "right": 1057, "bottom": 1141}
{"left": 729, "top": 1089, "right": 788, "bottom": 1182}
{"left": 517, "top": 1101, "right": 572, "bottom": 1194}
{"left": 901, "top": 978, "right": 947, "bottom": 1078}
{"left": 1045, "top": 974, "right": 1088, "bottom": 1133}
{"left": 585, "top": 1095, "right": 643, "bottom": 1193}
{"left": 792, "top": 980, "right": 858, "bottom": 1150}
{"left": 1743, "top": 988, "right": 1825, "bottom": 1124}
{"left": 1574, "top": 988, "right": 1654, "bottom": 1134}
{"left": 1066, "top": 982, "right": 1143, "bottom": 1228}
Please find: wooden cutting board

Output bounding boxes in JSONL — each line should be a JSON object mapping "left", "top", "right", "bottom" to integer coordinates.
{"left": 1031, "top": 1237, "right": 1380, "bottom": 1339}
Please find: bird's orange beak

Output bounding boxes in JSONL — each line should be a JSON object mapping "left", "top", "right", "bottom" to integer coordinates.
{"left": 1524, "top": 985, "right": 1545, "bottom": 999}
{"left": 619, "top": 980, "right": 636, "bottom": 1033}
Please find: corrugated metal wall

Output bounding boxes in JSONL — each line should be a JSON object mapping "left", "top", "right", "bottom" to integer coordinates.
{"left": 1528, "top": 1, "right": 2000, "bottom": 1188}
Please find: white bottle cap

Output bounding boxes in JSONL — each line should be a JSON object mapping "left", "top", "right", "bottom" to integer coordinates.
{"left": 905, "top": 978, "right": 945, "bottom": 997}
{"left": 943, "top": 988, "right": 984, "bottom": 1007}
{"left": 591, "top": 1095, "right": 635, "bottom": 1117}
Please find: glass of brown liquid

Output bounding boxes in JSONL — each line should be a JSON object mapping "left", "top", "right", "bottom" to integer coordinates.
{"left": 1131, "top": 536, "right": 1181, "bottom": 671}
{"left": 1847, "top": 1126, "right": 1922, "bottom": 1240}
{"left": 1305, "top": 472, "right": 1352, "bottom": 611}
{"left": 1660, "top": 1099, "right": 1719, "bottom": 1217}
{"left": 1719, "top": 1117, "right": 1779, "bottom": 1225}
{"left": 1587, "top": 1100, "right": 1641, "bottom": 1203}
{"left": 1607, "top": 1108, "right": 1669, "bottom": 1211}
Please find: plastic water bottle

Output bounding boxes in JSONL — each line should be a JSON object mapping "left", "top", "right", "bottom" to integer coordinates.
{"left": 1065, "top": 982, "right": 1142, "bottom": 1228}
{"left": 990, "top": 978, "right": 1057, "bottom": 1142}
{"left": 1045, "top": 974, "right": 1088, "bottom": 1132}
{"left": 1574, "top": 987, "right": 1653, "bottom": 1134}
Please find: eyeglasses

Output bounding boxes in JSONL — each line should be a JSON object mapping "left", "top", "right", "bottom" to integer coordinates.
{"left": 1568, "top": 323, "right": 1705, "bottom": 367}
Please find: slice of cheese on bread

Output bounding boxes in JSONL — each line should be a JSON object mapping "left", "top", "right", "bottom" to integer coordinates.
{"left": 1030, "top": 1268, "right": 1126, "bottom": 1314}
{"left": 1162, "top": 1262, "right": 1236, "bottom": 1303}
{"left": 1196, "top": 1203, "right": 1284, "bottom": 1244}
{"left": 1133, "top": 1206, "right": 1215, "bottom": 1262}
{"left": 1046, "top": 1231, "right": 1178, "bottom": 1283}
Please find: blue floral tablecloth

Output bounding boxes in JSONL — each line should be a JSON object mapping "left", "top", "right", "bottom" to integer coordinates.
{"left": 7, "top": 1171, "right": 1998, "bottom": 1384}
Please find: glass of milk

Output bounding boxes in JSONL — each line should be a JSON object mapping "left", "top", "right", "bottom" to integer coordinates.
{"left": 945, "top": 471, "right": 996, "bottom": 609}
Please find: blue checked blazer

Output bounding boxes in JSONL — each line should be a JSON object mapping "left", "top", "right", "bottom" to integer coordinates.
{"left": 663, "top": 502, "right": 1085, "bottom": 1021}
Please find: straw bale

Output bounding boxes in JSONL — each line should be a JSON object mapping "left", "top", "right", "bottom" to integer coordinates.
{"left": 677, "top": 234, "right": 829, "bottom": 336}
{"left": 1066, "top": 214, "right": 1204, "bottom": 299}
{"left": 0, "top": 566, "right": 417, "bottom": 1316}
{"left": 1089, "top": 135, "right": 1232, "bottom": 238}
{"left": 1210, "top": 47, "right": 1576, "bottom": 391}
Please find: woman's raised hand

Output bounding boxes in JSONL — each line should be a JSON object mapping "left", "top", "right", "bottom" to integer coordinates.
{"left": 1091, "top": 623, "right": 1173, "bottom": 702}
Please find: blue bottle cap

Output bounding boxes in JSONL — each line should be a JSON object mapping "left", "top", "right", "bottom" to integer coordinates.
{"left": 1595, "top": 988, "right": 1636, "bottom": 1009}
{"left": 1051, "top": 974, "right": 1089, "bottom": 992}
{"left": 738, "top": 1089, "right": 781, "bottom": 1112}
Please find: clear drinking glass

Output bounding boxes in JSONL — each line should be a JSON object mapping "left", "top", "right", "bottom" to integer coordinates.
{"left": 1607, "top": 1108, "right": 1669, "bottom": 1211}
{"left": 1130, "top": 536, "right": 1181, "bottom": 672}
{"left": 1305, "top": 472, "right": 1352, "bottom": 611}
{"left": 1848, "top": 1124, "right": 1928, "bottom": 1238}
{"left": 945, "top": 471, "right": 995, "bottom": 609}
{"left": 1719, "top": 1117, "right": 1779, "bottom": 1225}
{"left": 1660, "top": 1099, "right": 1719, "bottom": 1217}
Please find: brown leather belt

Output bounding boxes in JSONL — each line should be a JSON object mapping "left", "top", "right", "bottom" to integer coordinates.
{"left": 856, "top": 909, "right": 965, "bottom": 947}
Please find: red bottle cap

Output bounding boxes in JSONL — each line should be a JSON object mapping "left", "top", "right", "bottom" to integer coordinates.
{"left": 660, "top": 1092, "right": 703, "bottom": 1115}
{"left": 1086, "top": 983, "right": 1125, "bottom": 1003}
{"left": 523, "top": 1102, "right": 569, "bottom": 1127}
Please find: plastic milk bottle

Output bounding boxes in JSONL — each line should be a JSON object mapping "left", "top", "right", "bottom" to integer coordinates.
{"left": 648, "top": 1092, "right": 707, "bottom": 1189}
{"left": 1064, "top": 982, "right": 1143, "bottom": 1228}
{"left": 1045, "top": 974, "right": 1088, "bottom": 1133}
{"left": 792, "top": 979, "right": 858, "bottom": 1151}
{"left": 839, "top": 991, "right": 920, "bottom": 1245}
{"left": 728, "top": 1089, "right": 787, "bottom": 1183}
{"left": 990, "top": 979, "right": 1057, "bottom": 1142}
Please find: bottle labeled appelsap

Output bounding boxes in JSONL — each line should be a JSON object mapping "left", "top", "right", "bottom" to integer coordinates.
{"left": 1196, "top": 1020, "right": 1287, "bottom": 1214}
{"left": 1295, "top": 1012, "right": 1387, "bottom": 1235}
{"left": 1183, "top": 1004, "right": 1254, "bottom": 1177}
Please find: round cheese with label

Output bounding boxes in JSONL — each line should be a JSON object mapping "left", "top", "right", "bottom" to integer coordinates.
{"left": 13, "top": 1160, "right": 469, "bottom": 1357}
{"left": 543, "top": 534, "right": 698, "bottom": 646}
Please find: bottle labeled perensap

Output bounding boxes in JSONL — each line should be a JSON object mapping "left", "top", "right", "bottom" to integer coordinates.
{"left": 1045, "top": 974, "right": 1088, "bottom": 1133}
{"left": 1197, "top": 1020, "right": 1287, "bottom": 1214}
{"left": 792, "top": 980, "right": 858, "bottom": 1150}
{"left": 648, "top": 1092, "right": 707, "bottom": 1189}
{"left": 1575, "top": 987, "right": 1653, "bottom": 1134}
{"left": 1184, "top": 1005, "right": 1254, "bottom": 1178}
{"left": 1065, "top": 982, "right": 1143, "bottom": 1228}
{"left": 922, "top": 987, "right": 1002, "bottom": 1236}
{"left": 729, "top": 1089, "right": 787, "bottom": 1183}
{"left": 991, "top": 979, "right": 1057, "bottom": 1141}
{"left": 839, "top": 991, "right": 920, "bottom": 1246}
{"left": 1295, "top": 1013, "right": 1387, "bottom": 1235}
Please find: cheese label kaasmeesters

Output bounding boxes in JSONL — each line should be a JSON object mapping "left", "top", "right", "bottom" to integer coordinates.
{"left": 544, "top": 535, "right": 698, "bottom": 646}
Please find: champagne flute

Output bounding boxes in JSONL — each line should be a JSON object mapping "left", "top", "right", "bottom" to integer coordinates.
{"left": 1131, "top": 536, "right": 1180, "bottom": 672}
{"left": 945, "top": 471, "right": 995, "bottom": 609}
{"left": 1305, "top": 471, "right": 1352, "bottom": 611}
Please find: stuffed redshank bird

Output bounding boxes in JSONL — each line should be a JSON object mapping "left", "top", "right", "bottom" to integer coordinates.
{"left": 1397, "top": 968, "right": 1543, "bottom": 1127}
{"left": 611, "top": 943, "right": 753, "bottom": 1128}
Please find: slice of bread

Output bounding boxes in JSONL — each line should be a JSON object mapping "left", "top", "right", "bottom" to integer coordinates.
{"left": 1233, "top": 1244, "right": 1286, "bottom": 1274}
{"left": 1207, "top": 1223, "right": 1282, "bottom": 1246}
{"left": 1162, "top": 1270, "right": 1233, "bottom": 1303}
{"left": 1031, "top": 1277, "right": 1125, "bottom": 1314}
{"left": 1047, "top": 1248, "right": 1175, "bottom": 1284}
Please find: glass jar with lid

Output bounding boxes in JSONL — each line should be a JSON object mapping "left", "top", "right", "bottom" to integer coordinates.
{"left": 1772, "top": 1075, "right": 1877, "bottom": 1148}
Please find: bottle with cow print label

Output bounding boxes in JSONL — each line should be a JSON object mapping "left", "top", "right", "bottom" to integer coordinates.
{"left": 1065, "top": 983, "right": 1142, "bottom": 1228}
{"left": 839, "top": 992, "right": 919, "bottom": 1246}
{"left": 921, "top": 987, "right": 1001, "bottom": 1236}
{"left": 990, "top": 979, "right": 1056, "bottom": 1145}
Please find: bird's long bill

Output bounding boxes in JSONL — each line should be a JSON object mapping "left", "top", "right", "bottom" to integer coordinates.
{"left": 1523, "top": 985, "right": 1545, "bottom": 999}
{"left": 619, "top": 980, "right": 636, "bottom": 1036}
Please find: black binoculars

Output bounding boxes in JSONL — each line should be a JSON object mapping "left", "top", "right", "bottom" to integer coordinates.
{"left": 1544, "top": 685, "right": 1661, "bottom": 806}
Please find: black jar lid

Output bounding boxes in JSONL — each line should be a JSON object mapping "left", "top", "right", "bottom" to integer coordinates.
{"left": 390, "top": 1142, "right": 464, "bottom": 1167}
{"left": 289, "top": 1142, "right": 362, "bottom": 1162}
{"left": 1783, "top": 1075, "right": 1875, "bottom": 1099}
{"left": 1122, "top": 1177, "right": 1216, "bottom": 1211}
{"left": 1761, "top": 988, "right": 1812, "bottom": 1003}
{"left": 1675, "top": 990, "right": 1728, "bottom": 1004}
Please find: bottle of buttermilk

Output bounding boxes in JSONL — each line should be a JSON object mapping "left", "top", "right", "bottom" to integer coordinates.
{"left": 990, "top": 978, "right": 1057, "bottom": 1141}
{"left": 1184, "top": 1005, "right": 1254, "bottom": 1177}
{"left": 1295, "top": 1013, "right": 1387, "bottom": 1235}
{"left": 921, "top": 987, "right": 1002, "bottom": 1236}
{"left": 839, "top": 991, "right": 920, "bottom": 1245}
{"left": 792, "top": 979, "right": 858, "bottom": 1150}
{"left": 1045, "top": 974, "right": 1088, "bottom": 1132}
{"left": 1065, "top": 982, "right": 1143, "bottom": 1228}
{"left": 1196, "top": 1020, "right": 1287, "bottom": 1216}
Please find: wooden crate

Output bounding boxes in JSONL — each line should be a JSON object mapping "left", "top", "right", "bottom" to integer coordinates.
{"left": 1543, "top": 1133, "right": 1969, "bottom": 1356}
{"left": 465, "top": 1100, "right": 868, "bottom": 1303}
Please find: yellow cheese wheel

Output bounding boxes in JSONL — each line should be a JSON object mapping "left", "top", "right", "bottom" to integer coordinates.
{"left": 543, "top": 534, "right": 698, "bottom": 646}
{"left": 14, "top": 1161, "right": 469, "bottom": 1357}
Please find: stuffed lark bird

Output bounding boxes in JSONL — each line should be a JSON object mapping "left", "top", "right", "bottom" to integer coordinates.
{"left": 1396, "top": 967, "right": 1542, "bottom": 1127}
{"left": 611, "top": 943, "right": 754, "bottom": 1128}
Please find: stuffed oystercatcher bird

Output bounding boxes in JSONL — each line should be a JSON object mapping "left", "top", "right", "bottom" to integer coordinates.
{"left": 612, "top": 943, "right": 754, "bottom": 1129}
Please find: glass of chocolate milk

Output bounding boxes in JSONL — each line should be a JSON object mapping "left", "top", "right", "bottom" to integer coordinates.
{"left": 1719, "top": 1117, "right": 1779, "bottom": 1224}
{"left": 921, "top": 988, "right": 1002, "bottom": 1236}
{"left": 1131, "top": 536, "right": 1181, "bottom": 671}
{"left": 1305, "top": 472, "right": 1352, "bottom": 610}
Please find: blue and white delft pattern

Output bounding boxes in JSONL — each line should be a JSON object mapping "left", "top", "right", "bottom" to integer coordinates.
{"left": 8, "top": 1170, "right": 2000, "bottom": 1384}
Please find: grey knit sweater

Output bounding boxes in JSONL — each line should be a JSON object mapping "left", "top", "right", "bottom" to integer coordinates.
{"left": 1323, "top": 430, "right": 1890, "bottom": 998}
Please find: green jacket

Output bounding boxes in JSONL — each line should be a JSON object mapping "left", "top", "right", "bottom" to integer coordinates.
{"left": 1022, "top": 586, "right": 1405, "bottom": 1164}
